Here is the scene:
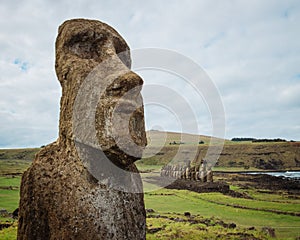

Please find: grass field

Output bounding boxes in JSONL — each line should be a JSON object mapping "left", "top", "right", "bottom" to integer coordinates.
{"left": 144, "top": 189, "right": 300, "bottom": 239}
{"left": 145, "top": 213, "right": 271, "bottom": 240}
{"left": 0, "top": 176, "right": 21, "bottom": 213}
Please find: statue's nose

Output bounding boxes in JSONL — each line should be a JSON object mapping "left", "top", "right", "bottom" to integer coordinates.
{"left": 106, "top": 71, "right": 143, "bottom": 98}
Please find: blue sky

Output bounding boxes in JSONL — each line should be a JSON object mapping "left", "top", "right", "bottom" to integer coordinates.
{"left": 0, "top": 0, "right": 300, "bottom": 148}
{"left": 13, "top": 59, "right": 29, "bottom": 71}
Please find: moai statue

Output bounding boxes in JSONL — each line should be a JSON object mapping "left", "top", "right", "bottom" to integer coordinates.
{"left": 173, "top": 165, "right": 177, "bottom": 178}
{"left": 18, "top": 19, "right": 147, "bottom": 240}
{"left": 171, "top": 165, "right": 175, "bottom": 178}
{"left": 174, "top": 165, "right": 178, "bottom": 178}
{"left": 178, "top": 165, "right": 181, "bottom": 179}
{"left": 195, "top": 164, "right": 200, "bottom": 181}
{"left": 166, "top": 165, "right": 171, "bottom": 177}
{"left": 207, "top": 166, "right": 213, "bottom": 182}
{"left": 164, "top": 165, "right": 168, "bottom": 177}
{"left": 175, "top": 164, "right": 180, "bottom": 179}
{"left": 200, "top": 159, "right": 207, "bottom": 182}
{"left": 185, "top": 165, "right": 190, "bottom": 180}
{"left": 182, "top": 166, "right": 187, "bottom": 179}
{"left": 169, "top": 165, "right": 173, "bottom": 178}
{"left": 185, "top": 161, "right": 191, "bottom": 180}
{"left": 163, "top": 165, "right": 167, "bottom": 177}
{"left": 190, "top": 166, "right": 196, "bottom": 181}
{"left": 179, "top": 165, "right": 184, "bottom": 179}
{"left": 160, "top": 166, "right": 166, "bottom": 177}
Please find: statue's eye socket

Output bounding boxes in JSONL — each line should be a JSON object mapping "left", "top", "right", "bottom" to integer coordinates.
{"left": 65, "top": 31, "right": 131, "bottom": 67}
{"left": 66, "top": 31, "right": 107, "bottom": 59}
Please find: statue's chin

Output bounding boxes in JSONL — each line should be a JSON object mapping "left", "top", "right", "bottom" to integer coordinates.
{"left": 103, "top": 146, "right": 142, "bottom": 168}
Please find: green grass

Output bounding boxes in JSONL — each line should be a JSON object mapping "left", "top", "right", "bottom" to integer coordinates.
{"left": 232, "top": 186, "right": 300, "bottom": 204}
{"left": 249, "top": 190, "right": 288, "bottom": 202}
{"left": 0, "top": 222, "right": 17, "bottom": 240}
{"left": 0, "top": 188, "right": 19, "bottom": 213}
{"left": 136, "top": 162, "right": 163, "bottom": 172}
{"left": 0, "top": 176, "right": 22, "bottom": 188}
{"left": 212, "top": 166, "right": 262, "bottom": 172}
{"left": 0, "top": 176, "right": 22, "bottom": 214}
{"left": 0, "top": 174, "right": 20, "bottom": 238}
{"left": 145, "top": 189, "right": 300, "bottom": 239}
{"left": 197, "top": 192, "right": 300, "bottom": 214}
{"left": 146, "top": 214, "right": 270, "bottom": 240}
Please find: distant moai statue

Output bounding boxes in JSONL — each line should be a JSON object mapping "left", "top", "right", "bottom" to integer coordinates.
{"left": 161, "top": 164, "right": 174, "bottom": 177}
{"left": 163, "top": 165, "right": 167, "bottom": 176}
{"left": 179, "top": 165, "right": 185, "bottom": 179}
{"left": 168, "top": 165, "right": 172, "bottom": 177}
{"left": 195, "top": 164, "right": 200, "bottom": 181}
{"left": 185, "top": 160, "right": 191, "bottom": 180}
{"left": 182, "top": 165, "right": 187, "bottom": 179}
{"left": 207, "top": 166, "right": 213, "bottom": 182}
{"left": 175, "top": 165, "right": 180, "bottom": 179}
{"left": 171, "top": 165, "right": 176, "bottom": 178}
{"left": 166, "top": 165, "right": 170, "bottom": 177}
{"left": 190, "top": 166, "right": 196, "bottom": 181}
{"left": 200, "top": 159, "right": 207, "bottom": 182}
{"left": 174, "top": 165, "right": 179, "bottom": 179}
{"left": 160, "top": 165, "right": 166, "bottom": 177}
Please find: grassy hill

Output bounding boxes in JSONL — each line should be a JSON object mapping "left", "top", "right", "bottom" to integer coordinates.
{"left": 0, "top": 131, "right": 299, "bottom": 171}
{"left": 215, "top": 142, "right": 300, "bottom": 170}
{"left": 0, "top": 148, "right": 39, "bottom": 175}
{"left": 140, "top": 130, "right": 300, "bottom": 170}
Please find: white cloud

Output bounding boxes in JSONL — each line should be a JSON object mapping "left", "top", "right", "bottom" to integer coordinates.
{"left": 0, "top": 0, "right": 300, "bottom": 147}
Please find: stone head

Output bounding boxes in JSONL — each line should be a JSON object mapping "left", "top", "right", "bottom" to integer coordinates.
{"left": 55, "top": 19, "right": 146, "bottom": 168}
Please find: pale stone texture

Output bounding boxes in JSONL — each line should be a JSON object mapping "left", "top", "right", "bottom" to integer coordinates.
{"left": 18, "top": 19, "right": 146, "bottom": 240}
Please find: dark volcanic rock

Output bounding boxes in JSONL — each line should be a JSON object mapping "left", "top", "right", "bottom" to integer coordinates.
{"left": 18, "top": 19, "right": 146, "bottom": 240}
{"left": 12, "top": 208, "right": 18, "bottom": 219}
{"left": 262, "top": 227, "right": 276, "bottom": 238}
{"left": 146, "top": 227, "right": 163, "bottom": 234}
{"left": 0, "top": 223, "right": 12, "bottom": 231}
{"left": 184, "top": 212, "right": 191, "bottom": 217}
{"left": 0, "top": 209, "right": 9, "bottom": 217}
{"left": 146, "top": 209, "right": 155, "bottom": 213}
{"left": 165, "top": 178, "right": 230, "bottom": 193}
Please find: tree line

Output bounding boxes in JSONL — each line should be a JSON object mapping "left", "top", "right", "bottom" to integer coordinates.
{"left": 231, "top": 137, "right": 287, "bottom": 143}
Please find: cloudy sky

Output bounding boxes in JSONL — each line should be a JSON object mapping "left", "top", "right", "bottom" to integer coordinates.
{"left": 0, "top": 0, "right": 300, "bottom": 148}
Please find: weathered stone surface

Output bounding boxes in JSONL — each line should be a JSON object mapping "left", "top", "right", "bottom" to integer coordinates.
{"left": 18, "top": 19, "right": 146, "bottom": 240}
